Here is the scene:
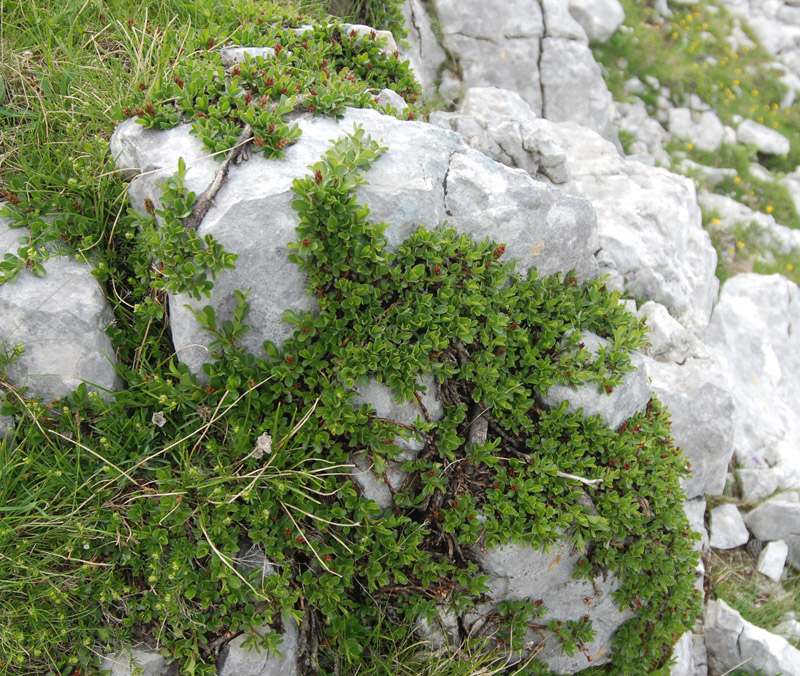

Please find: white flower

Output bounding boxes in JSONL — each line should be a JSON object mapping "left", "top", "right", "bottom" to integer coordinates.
{"left": 151, "top": 411, "right": 167, "bottom": 428}
{"left": 252, "top": 433, "right": 273, "bottom": 459}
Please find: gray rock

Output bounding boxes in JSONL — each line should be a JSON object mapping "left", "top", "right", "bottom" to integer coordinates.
{"left": 638, "top": 301, "right": 697, "bottom": 364}
{"left": 705, "top": 274, "right": 800, "bottom": 490}
{"left": 112, "top": 108, "right": 599, "bottom": 377}
{"left": 217, "top": 616, "right": 298, "bottom": 676}
{"left": 539, "top": 331, "right": 651, "bottom": 430}
{"left": 414, "top": 608, "right": 460, "bottom": 649}
{"left": 349, "top": 374, "right": 443, "bottom": 508}
{"left": 743, "top": 499, "right": 800, "bottom": 541}
{"left": 470, "top": 538, "right": 635, "bottom": 672}
{"left": 400, "top": 0, "right": 447, "bottom": 98}
{"left": 0, "top": 415, "right": 12, "bottom": 442}
{"left": 0, "top": 215, "right": 121, "bottom": 403}
{"left": 704, "top": 599, "right": 745, "bottom": 673}
{"left": 709, "top": 503, "right": 749, "bottom": 550}
{"left": 736, "top": 119, "right": 791, "bottom": 155}
{"left": 442, "top": 148, "right": 598, "bottom": 278}
{"left": 699, "top": 190, "right": 800, "bottom": 257}
{"left": 435, "top": 0, "right": 544, "bottom": 111}
{"left": 99, "top": 647, "right": 168, "bottom": 676}
{"left": 547, "top": 124, "right": 719, "bottom": 331}
{"left": 340, "top": 24, "right": 398, "bottom": 58}
{"left": 375, "top": 87, "right": 407, "bottom": 113}
{"left": 430, "top": 87, "right": 572, "bottom": 185}
{"left": 684, "top": 497, "right": 709, "bottom": 552}
{"left": 645, "top": 355, "right": 735, "bottom": 499}
{"left": 567, "top": 0, "right": 625, "bottom": 42}
{"left": 220, "top": 47, "right": 276, "bottom": 66}
{"left": 542, "top": 0, "right": 589, "bottom": 41}
{"left": 615, "top": 100, "right": 670, "bottom": 162}
{"left": 736, "top": 469, "right": 779, "bottom": 503}
{"left": 677, "top": 159, "right": 737, "bottom": 188}
{"left": 757, "top": 539, "right": 788, "bottom": 581}
{"left": 668, "top": 108, "right": 724, "bottom": 152}
{"left": 774, "top": 619, "right": 800, "bottom": 642}
{"left": 540, "top": 37, "right": 621, "bottom": 147}
{"left": 669, "top": 631, "right": 703, "bottom": 676}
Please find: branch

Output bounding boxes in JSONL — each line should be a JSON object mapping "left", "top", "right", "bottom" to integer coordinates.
{"left": 556, "top": 471, "right": 604, "bottom": 487}
{"left": 184, "top": 123, "right": 253, "bottom": 231}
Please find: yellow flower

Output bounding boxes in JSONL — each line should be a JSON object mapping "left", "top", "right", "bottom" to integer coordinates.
{"left": 736, "top": 241, "right": 744, "bottom": 249}
{"left": 734, "top": 176, "right": 741, "bottom": 184}
{"left": 766, "top": 206, "right": 774, "bottom": 214}
{"left": 728, "top": 247, "right": 735, "bottom": 256}
{"left": 692, "top": 62, "right": 699, "bottom": 68}
{"left": 712, "top": 218, "right": 720, "bottom": 224}
{"left": 686, "top": 143, "right": 694, "bottom": 150}
{"left": 787, "top": 264, "right": 794, "bottom": 272}
{"left": 733, "top": 80, "right": 740, "bottom": 86}
{"left": 753, "top": 89, "right": 759, "bottom": 96}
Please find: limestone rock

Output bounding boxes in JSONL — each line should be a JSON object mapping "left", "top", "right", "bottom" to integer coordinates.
{"left": 434, "top": 0, "right": 545, "bottom": 112}
{"left": 645, "top": 355, "right": 735, "bottom": 499}
{"left": 743, "top": 498, "right": 800, "bottom": 541}
{"left": 705, "top": 274, "right": 800, "bottom": 490}
{"left": 709, "top": 503, "right": 749, "bottom": 550}
{"left": 684, "top": 497, "right": 710, "bottom": 552}
{"left": 736, "top": 468, "right": 779, "bottom": 503}
{"left": 638, "top": 301, "right": 697, "bottom": 364}
{"left": 0, "top": 213, "right": 120, "bottom": 403}
{"left": 668, "top": 108, "right": 724, "bottom": 152}
{"left": 217, "top": 617, "right": 298, "bottom": 676}
{"left": 112, "top": 108, "right": 599, "bottom": 377}
{"left": 349, "top": 374, "right": 443, "bottom": 509}
{"left": 736, "top": 119, "right": 791, "bottom": 155}
{"left": 567, "top": 0, "right": 625, "bottom": 42}
{"left": 400, "top": 0, "right": 447, "bottom": 98}
{"left": 471, "top": 539, "right": 635, "bottom": 672}
{"left": 539, "top": 331, "right": 651, "bottom": 430}
{"left": 547, "top": 124, "right": 719, "bottom": 331}
{"left": 540, "top": 37, "right": 621, "bottom": 147}
{"left": 757, "top": 540, "right": 788, "bottom": 582}
{"left": 99, "top": 647, "right": 169, "bottom": 676}
{"left": 430, "top": 87, "right": 572, "bottom": 185}
{"left": 542, "top": 0, "right": 589, "bottom": 41}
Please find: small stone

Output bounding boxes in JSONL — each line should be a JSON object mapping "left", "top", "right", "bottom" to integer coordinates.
{"left": 99, "top": 647, "right": 168, "bottom": 676}
{"left": 217, "top": 616, "right": 298, "bottom": 676}
{"left": 737, "top": 468, "right": 779, "bottom": 502}
{"left": 737, "top": 119, "right": 791, "bottom": 155}
{"left": 709, "top": 503, "right": 749, "bottom": 550}
{"left": 757, "top": 540, "right": 788, "bottom": 582}
{"left": 567, "top": 0, "right": 625, "bottom": 42}
{"left": 744, "top": 498, "right": 800, "bottom": 541}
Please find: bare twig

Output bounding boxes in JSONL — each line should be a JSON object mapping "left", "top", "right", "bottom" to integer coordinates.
{"left": 555, "top": 471, "right": 604, "bottom": 487}
{"left": 183, "top": 123, "right": 253, "bottom": 231}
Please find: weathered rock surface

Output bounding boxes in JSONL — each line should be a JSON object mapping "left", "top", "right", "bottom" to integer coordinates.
{"left": 99, "top": 647, "right": 169, "bottom": 676}
{"left": 709, "top": 503, "right": 749, "bottom": 550}
{"left": 736, "top": 468, "right": 780, "bottom": 503}
{"left": 112, "top": 108, "right": 600, "bottom": 376}
{"left": 350, "top": 374, "right": 443, "bottom": 509}
{"left": 540, "top": 37, "right": 620, "bottom": 146}
{"left": 705, "top": 599, "right": 800, "bottom": 676}
{"left": 432, "top": 91, "right": 718, "bottom": 331}
{"left": 0, "top": 212, "right": 120, "bottom": 402}
{"left": 217, "top": 617, "right": 298, "bottom": 676}
{"left": 430, "top": 87, "right": 572, "bottom": 185}
{"left": 547, "top": 124, "right": 719, "bottom": 330}
{"left": 400, "top": 0, "right": 446, "bottom": 98}
{"left": 736, "top": 119, "right": 791, "bottom": 155}
{"left": 668, "top": 108, "right": 725, "bottom": 152}
{"left": 539, "top": 331, "right": 651, "bottom": 429}
{"left": 638, "top": 301, "right": 698, "bottom": 364}
{"left": 757, "top": 540, "right": 788, "bottom": 582}
{"left": 567, "top": 0, "right": 624, "bottom": 42}
{"left": 705, "top": 274, "right": 800, "bottom": 491}
{"left": 471, "top": 539, "right": 635, "bottom": 672}
{"left": 645, "top": 355, "right": 735, "bottom": 499}
{"left": 434, "top": 0, "right": 545, "bottom": 112}
{"left": 743, "top": 498, "right": 800, "bottom": 541}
